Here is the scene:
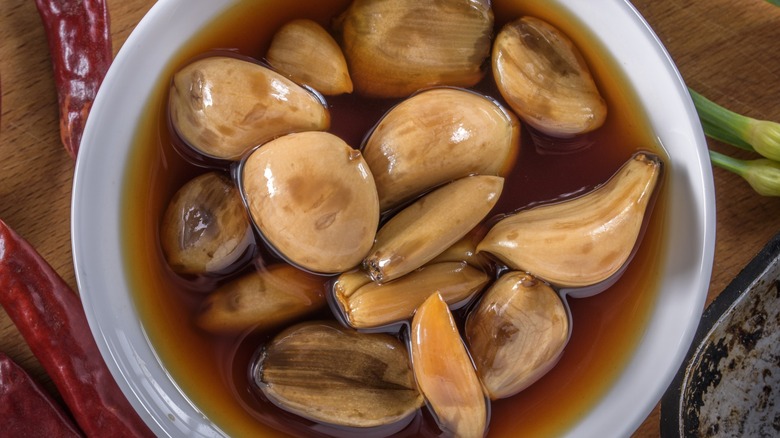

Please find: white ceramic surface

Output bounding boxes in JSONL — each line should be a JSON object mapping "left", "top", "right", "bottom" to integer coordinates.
{"left": 72, "top": 0, "right": 716, "bottom": 437}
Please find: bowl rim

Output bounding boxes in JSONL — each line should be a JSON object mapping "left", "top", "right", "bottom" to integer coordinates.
{"left": 72, "top": 0, "right": 715, "bottom": 437}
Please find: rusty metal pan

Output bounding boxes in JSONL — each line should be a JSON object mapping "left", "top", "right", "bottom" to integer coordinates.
{"left": 661, "top": 232, "right": 780, "bottom": 437}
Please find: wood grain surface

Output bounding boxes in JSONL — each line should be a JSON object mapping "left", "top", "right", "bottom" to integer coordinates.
{"left": 0, "top": 0, "right": 778, "bottom": 436}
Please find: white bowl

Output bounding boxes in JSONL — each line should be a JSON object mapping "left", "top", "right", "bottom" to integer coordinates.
{"left": 72, "top": 0, "right": 716, "bottom": 436}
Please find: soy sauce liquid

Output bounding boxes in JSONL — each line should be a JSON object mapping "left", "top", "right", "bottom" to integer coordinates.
{"left": 123, "top": 0, "right": 669, "bottom": 436}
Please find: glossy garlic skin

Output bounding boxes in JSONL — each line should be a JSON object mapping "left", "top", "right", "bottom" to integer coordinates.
{"left": 253, "top": 321, "right": 423, "bottom": 428}
{"left": 241, "top": 131, "right": 380, "bottom": 274}
{"left": 266, "top": 19, "right": 353, "bottom": 95}
{"left": 477, "top": 152, "right": 662, "bottom": 288}
{"left": 334, "top": 0, "right": 493, "bottom": 98}
{"left": 410, "top": 293, "right": 488, "bottom": 438}
{"left": 169, "top": 56, "right": 329, "bottom": 160}
{"left": 427, "top": 228, "right": 493, "bottom": 271}
{"left": 493, "top": 16, "right": 607, "bottom": 137}
{"left": 465, "top": 272, "right": 569, "bottom": 400}
{"left": 159, "top": 171, "right": 254, "bottom": 276}
{"left": 363, "top": 87, "right": 519, "bottom": 211}
{"left": 334, "top": 261, "right": 489, "bottom": 329}
{"left": 196, "top": 264, "right": 326, "bottom": 334}
{"left": 364, "top": 175, "right": 504, "bottom": 283}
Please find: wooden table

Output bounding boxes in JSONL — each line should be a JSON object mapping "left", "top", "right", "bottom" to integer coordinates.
{"left": 1, "top": 0, "right": 778, "bottom": 436}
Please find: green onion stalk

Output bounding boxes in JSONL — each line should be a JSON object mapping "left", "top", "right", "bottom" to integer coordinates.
{"left": 689, "top": 89, "right": 780, "bottom": 161}
{"left": 689, "top": 88, "right": 780, "bottom": 196}
{"left": 708, "top": 150, "right": 780, "bottom": 196}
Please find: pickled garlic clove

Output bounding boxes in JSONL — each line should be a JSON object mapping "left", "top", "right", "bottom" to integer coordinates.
{"left": 427, "top": 227, "right": 493, "bottom": 271}
{"left": 465, "top": 272, "right": 569, "bottom": 399}
{"left": 252, "top": 321, "right": 422, "bottom": 428}
{"left": 240, "top": 131, "right": 379, "bottom": 274}
{"left": 160, "top": 171, "right": 254, "bottom": 276}
{"left": 196, "top": 264, "right": 326, "bottom": 334}
{"left": 331, "top": 268, "right": 373, "bottom": 301}
{"left": 363, "top": 87, "right": 519, "bottom": 211}
{"left": 492, "top": 16, "right": 607, "bottom": 137}
{"left": 364, "top": 175, "right": 504, "bottom": 283}
{"left": 266, "top": 19, "right": 353, "bottom": 95}
{"left": 410, "top": 293, "right": 488, "bottom": 438}
{"left": 333, "top": 0, "right": 493, "bottom": 98}
{"left": 477, "top": 152, "right": 663, "bottom": 288}
{"left": 334, "top": 262, "right": 489, "bottom": 329}
{"left": 169, "top": 56, "right": 329, "bottom": 160}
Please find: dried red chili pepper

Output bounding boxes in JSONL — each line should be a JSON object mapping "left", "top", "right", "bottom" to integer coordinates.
{"left": 34, "top": 0, "right": 113, "bottom": 159}
{"left": 0, "top": 352, "right": 84, "bottom": 438}
{"left": 0, "top": 219, "right": 154, "bottom": 437}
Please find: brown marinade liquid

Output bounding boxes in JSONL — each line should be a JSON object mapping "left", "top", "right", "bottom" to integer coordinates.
{"left": 123, "top": 0, "right": 669, "bottom": 436}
